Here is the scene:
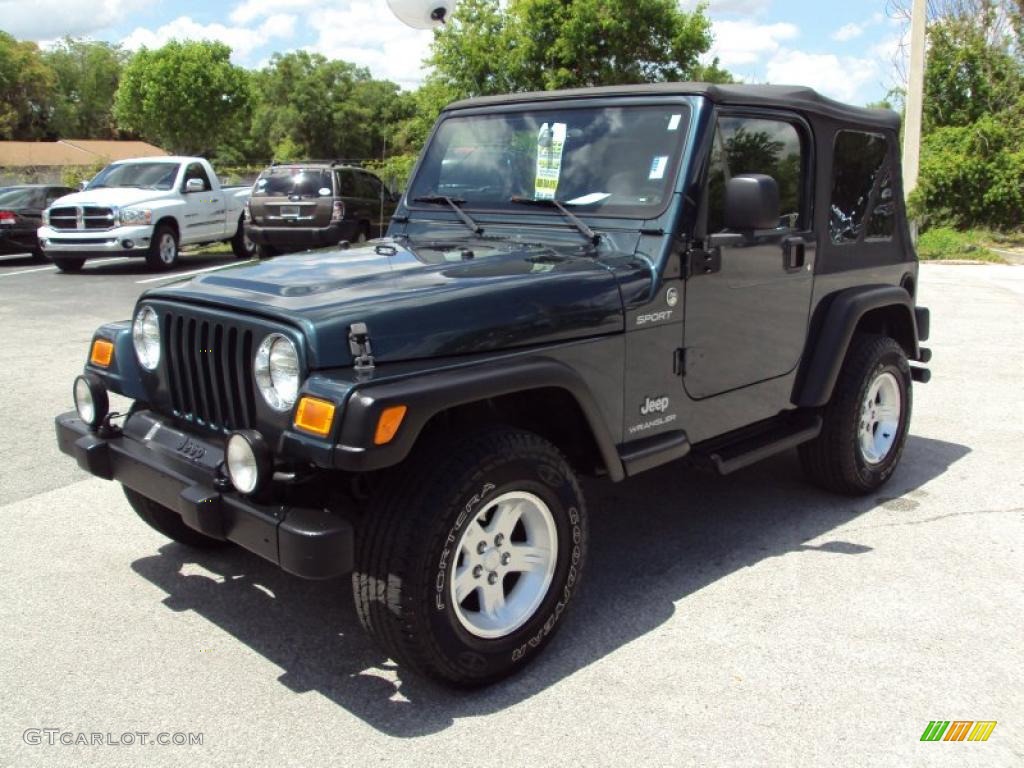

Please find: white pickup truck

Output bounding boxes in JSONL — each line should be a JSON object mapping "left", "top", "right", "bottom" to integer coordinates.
{"left": 38, "top": 156, "right": 255, "bottom": 272}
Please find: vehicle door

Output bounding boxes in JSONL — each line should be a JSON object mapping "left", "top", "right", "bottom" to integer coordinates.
{"left": 180, "top": 162, "right": 223, "bottom": 240}
{"left": 683, "top": 111, "right": 817, "bottom": 399}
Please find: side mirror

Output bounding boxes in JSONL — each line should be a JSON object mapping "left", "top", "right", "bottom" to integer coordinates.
{"left": 724, "top": 174, "right": 780, "bottom": 232}
{"left": 79, "top": 181, "right": 88, "bottom": 191}
{"left": 185, "top": 178, "right": 205, "bottom": 193}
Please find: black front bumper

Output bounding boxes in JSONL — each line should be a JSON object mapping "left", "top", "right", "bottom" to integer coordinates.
{"left": 55, "top": 411, "right": 353, "bottom": 579}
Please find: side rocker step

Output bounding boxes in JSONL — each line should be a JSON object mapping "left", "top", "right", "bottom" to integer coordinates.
{"left": 701, "top": 414, "right": 823, "bottom": 476}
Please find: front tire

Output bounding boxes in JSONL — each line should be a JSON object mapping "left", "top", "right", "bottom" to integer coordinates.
{"left": 353, "top": 428, "right": 587, "bottom": 686}
{"left": 52, "top": 256, "right": 84, "bottom": 273}
{"left": 800, "top": 334, "right": 912, "bottom": 495}
{"left": 145, "top": 224, "right": 179, "bottom": 270}
{"left": 123, "top": 487, "right": 229, "bottom": 549}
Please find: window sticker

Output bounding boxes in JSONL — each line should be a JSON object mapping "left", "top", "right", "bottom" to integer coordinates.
{"left": 667, "top": 114, "right": 682, "bottom": 131}
{"left": 534, "top": 122, "right": 567, "bottom": 200}
{"left": 648, "top": 156, "right": 668, "bottom": 180}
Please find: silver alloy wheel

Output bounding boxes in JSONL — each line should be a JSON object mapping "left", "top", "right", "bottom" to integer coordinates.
{"left": 158, "top": 232, "right": 177, "bottom": 264}
{"left": 450, "top": 491, "right": 558, "bottom": 639}
{"left": 859, "top": 371, "right": 902, "bottom": 464}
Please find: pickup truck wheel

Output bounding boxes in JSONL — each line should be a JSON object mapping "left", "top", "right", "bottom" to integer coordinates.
{"left": 123, "top": 487, "right": 229, "bottom": 549}
{"left": 799, "top": 334, "right": 912, "bottom": 495}
{"left": 145, "top": 225, "right": 179, "bottom": 270}
{"left": 52, "top": 256, "right": 84, "bottom": 273}
{"left": 356, "top": 223, "right": 370, "bottom": 243}
{"left": 231, "top": 220, "right": 257, "bottom": 259}
{"left": 353, "top": 428, "right": 587, "bottom": 686}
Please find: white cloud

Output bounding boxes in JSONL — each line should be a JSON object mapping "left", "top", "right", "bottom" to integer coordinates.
{"left": 765, "top": 49, "right": 881, "bottom": 103}
{"left": 681, "top": 0, "right": 773, "bottom": 13}
{"left": 832, "top": 22, "right": 865, "bottom": 42}
{"left": 305, "top": 2, "right": 434, "bottom": 89}
{"left": 230, "top": 0, "right": 318, "bottom": 25}
{"left": 709, "top": 20, "right": 800, "bottom": 67}
{"left": 0, "top": 0, "right": 144, "bottom": 39}
{"left": 121, "top": 15, "right": 297, "bottom": 62}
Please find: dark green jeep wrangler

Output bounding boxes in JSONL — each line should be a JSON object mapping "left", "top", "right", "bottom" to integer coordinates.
{"left": 57, "top": 84, "right": 930, "bottom": 686}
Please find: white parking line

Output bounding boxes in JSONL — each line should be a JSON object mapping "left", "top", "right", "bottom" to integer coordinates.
{"left": 136, "top": 260, "right": 256, "bottom": 284}
{"left": 0, "top": 256, "right": 132, "bottom": 279}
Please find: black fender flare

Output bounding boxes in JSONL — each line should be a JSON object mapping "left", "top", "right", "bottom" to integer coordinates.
{"left": 794, "top": 284, "right": 921, "bottom": 408}
{"left": 333, "top": 356, "right": 626, "bottom": 481}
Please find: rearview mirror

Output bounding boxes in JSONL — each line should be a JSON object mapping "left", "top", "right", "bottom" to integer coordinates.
{"left": 724, "top": 174, "right": 780, "bottom": 232}
{"left": 185, "top": 178, "right": 205, "bottom": 193}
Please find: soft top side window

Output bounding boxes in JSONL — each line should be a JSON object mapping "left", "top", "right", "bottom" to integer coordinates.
{"left": 706, "top": 116, "right": 807, "bottom": 234}
{"left": 829, "top": 131, "right": 894, "bottom": 244}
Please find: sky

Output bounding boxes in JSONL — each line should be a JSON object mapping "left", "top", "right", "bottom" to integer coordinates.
{"left": 2, "top": 0, "right": 909, "bottom": 105}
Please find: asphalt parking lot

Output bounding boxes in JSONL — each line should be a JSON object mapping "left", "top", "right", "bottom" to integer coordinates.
{"left": 0, "top": 252, "right": 1021, "bottom": 766}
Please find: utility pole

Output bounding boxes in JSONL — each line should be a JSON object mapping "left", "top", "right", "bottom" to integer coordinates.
{"left": 902, "top": 0, "right": 927, "bottom": 202}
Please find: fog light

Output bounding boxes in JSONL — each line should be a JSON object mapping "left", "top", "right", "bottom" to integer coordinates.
{"left": 225, "top": 430, "right": 272, "bottom": 495}
{"left": 123, "top": 239, "right": 134, "bottom": 249}
{"left": 74, "top": 374, "right": 108, "bottom": 429}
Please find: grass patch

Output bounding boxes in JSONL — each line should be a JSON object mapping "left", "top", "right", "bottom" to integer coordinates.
{"left": 916, "top": 228, "right": 1009, "bottom": 263}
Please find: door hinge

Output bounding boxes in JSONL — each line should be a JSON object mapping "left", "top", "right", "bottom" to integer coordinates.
{"left": 685, "top": 247, "right": 721, "bottom": 278}
{"left": 673, "top": 348, "right": 687, "bottom": 377}
{"left": 348, "top": 322, "right": 375, "bottom": 372}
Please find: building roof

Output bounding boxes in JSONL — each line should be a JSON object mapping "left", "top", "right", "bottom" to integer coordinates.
{"left": 0, "top": 140, "right": 168, "bottom": 167}
{"left": 445, "top": 82, "right": 900, "bottom": 130}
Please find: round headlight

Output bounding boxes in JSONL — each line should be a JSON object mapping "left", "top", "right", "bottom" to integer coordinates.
{"left": 225, "top": 431, "right": 271, "bottom": 495}
{"left": 132, "top": 305, "right": 161, "bottom": 370}
{"left": 254, "top": 333, "right": 299, "bottom": 411}
{"left": 74, "top": 374, "right": 108, "bottom": 428}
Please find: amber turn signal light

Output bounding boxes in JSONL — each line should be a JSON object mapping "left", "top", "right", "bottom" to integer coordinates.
{"left": 90, "top": 338, "right": 114, "bottom": 368}
{"left": 374, "top": 405, "right": 408, "bottom": 445}
{"left": 293, "top": 396, "right": 336, "bottom": 437}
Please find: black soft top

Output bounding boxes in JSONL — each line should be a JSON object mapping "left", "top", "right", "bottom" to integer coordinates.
{"left": 445, "top": 82, "right": 899, "bottom": 131}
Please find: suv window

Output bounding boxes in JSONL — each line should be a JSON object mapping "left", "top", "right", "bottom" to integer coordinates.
{"left": 357, "top": 173, "right": 383, "bottom": 200}
{"left": 254, "top": 168, "right": 333, "bottom": 198}
{"left": 335, "top": 170, "right": 356, "bottom": 197}
{"left": 707, "top": 116, "right": 806, "bottom": 233}
{"left": 829, "top": 131, "right": 894, "bottom": 244}
{"left": 183, "top": 163, "right": 211, "bottom": 192}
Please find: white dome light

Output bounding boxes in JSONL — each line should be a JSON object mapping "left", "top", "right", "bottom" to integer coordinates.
{"left": 387, "top": 0, "right": 457, "bottom": 29}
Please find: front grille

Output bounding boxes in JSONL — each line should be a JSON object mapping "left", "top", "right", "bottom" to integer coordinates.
{"left": 162, "top": 309, "right": 258, "bottom": 433}
{"left": 48, "top": 205, "right": 116, "bottom": 231}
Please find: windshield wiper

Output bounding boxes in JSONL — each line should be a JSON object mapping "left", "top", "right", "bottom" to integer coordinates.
{"left": 411, "top": 195, "right": 483, "bottom": 236}
{"left": 509, "top": 196, "right": 600, "bottom": 245}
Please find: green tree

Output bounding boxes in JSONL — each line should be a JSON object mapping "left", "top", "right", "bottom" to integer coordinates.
{"left": 44, "top": 38, "right": 127, "bottom": 139}
{"left": 113, "top": 40, "right": 250, "bottom": 154}
{"left": 250, "top": 51, "right": 405, "bottom": 162}
{"left": 428, "top": 0, "right": 717, "bottom": 96}
{"left": 0, "top": 32, "right": 55, "bottom": 139}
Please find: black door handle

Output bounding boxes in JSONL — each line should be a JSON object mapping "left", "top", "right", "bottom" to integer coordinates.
{"left": 782, "top": 236, "right": 805, "bottom": 271}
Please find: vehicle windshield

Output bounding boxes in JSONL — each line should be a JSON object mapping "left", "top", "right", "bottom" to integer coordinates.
{"left": 407, "top": 104, "right": 691, "bottom": 218}
{"left": 0, "top": 188, "right": 44, "bottom": 208}
{"left": 253, "top": 168, "right": 333, "bottom": 198}
{"left": 87, "top": 162, "right": 180, "bottom": 191}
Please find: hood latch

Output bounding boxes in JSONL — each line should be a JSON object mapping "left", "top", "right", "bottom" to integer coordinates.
{"left": 348, "top": 322, "right": 375, "bottom": 373}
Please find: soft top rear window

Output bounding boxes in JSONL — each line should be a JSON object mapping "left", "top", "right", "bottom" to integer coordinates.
{"left": 254, "top": 169, "right": 333, "bottom": 198}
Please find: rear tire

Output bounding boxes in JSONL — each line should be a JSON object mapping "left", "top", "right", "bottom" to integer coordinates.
{"left": 52, "top": 256, "right": 84, "bottom": 273}
{"left": 123, "top": 486, "right": 229, "bottom": 549}
{"left": 353, "top": 428, "right": 587, "bottom": 686}
{"left": 231, "top": 219, "right": 257, "bottom": 259}
{"left": 799, "top": 334, "right": 912, "bottom": 495}
{"left": 145, "top": 224, "right": 179, "bottom": 270}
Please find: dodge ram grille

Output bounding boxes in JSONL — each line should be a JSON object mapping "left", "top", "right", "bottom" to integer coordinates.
{"left": 48, "top": 206, "right": 116, "bottom": 231}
